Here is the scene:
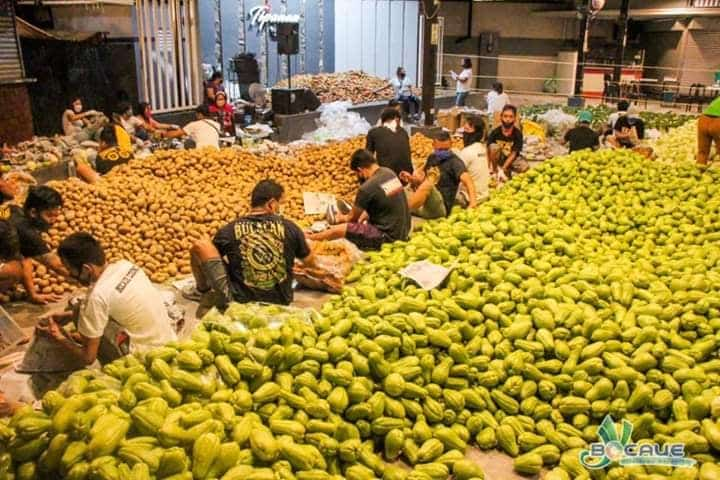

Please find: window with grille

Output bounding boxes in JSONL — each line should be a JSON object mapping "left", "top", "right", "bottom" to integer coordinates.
{"left": 137, "top": 0, "right": 202, "bottom": 112}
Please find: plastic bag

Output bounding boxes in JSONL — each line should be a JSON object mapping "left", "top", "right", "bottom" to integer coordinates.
{"left": 536, "top": 109, "right": 577, "bottom": 138}
{"left": 302, "top": 101, "right": 371, "bottom": 143}
{"left": 294, "top": 239, "right": 364, "bottom": 293}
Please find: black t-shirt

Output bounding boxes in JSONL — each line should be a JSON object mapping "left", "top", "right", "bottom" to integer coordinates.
{"left": 213, "top": 214, "right": 310, "bottom": 305}
{"left": 613, "top": 116, "right": 637, "bottom": 148}
{"left": 96, "top": 147, "right": 133, "bottom": 175}
{"left": 487, "top": 126, "right": 523, "bottom": 158}
{"left": 424, "top": 151, "right": 467, "bottom": 215}
{"left": 564, "top": 126, "right": 599, "bottom": 152}
{"left": 355, "top": 167, "right": 411, "bottom": 241}
{"left": 366, "top": 126, "right": 413, "bottom": 177}
{"left": 1, "top": 204, "right": 50, "bottom": 258}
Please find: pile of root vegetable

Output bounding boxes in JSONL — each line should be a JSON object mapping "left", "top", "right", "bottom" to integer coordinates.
{"left": 29, "top": 135, "right": 437, "bottom": 287}
{"left": 5, "top": 148, "right": 720, "bottom": 479}
{"left": 274, "top": 71, "right": 392, "bottom": 105}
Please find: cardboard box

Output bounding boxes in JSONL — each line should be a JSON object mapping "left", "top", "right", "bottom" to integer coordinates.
{"left": 437, "top": 108, "right": 461, "bottom": 132}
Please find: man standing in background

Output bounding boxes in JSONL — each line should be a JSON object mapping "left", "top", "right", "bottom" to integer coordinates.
{"left": 366, "top": 108, "right": 413, "bottom": 177}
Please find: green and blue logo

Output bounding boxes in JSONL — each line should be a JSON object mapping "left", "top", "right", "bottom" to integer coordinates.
{"left": 579, "top": 415, "right": 697, "bottom": 469}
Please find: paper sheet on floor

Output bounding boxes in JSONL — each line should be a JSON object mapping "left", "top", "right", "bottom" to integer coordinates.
{"left": 399, "top": 260, "right": 453, "bottom": 290}
{"left": 303, "top": 192, "right": 336, "bottom": 215}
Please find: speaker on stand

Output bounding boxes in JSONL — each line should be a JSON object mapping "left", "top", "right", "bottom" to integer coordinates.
{"left": 273, "top": 21, "right": 301, "bottom": 115}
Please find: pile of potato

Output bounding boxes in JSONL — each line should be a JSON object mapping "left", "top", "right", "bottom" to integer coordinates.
{"left": 274, "top": 71, "right": 392, "bottom": 105}
{"left": 29, "top": 135, "right": 438, "bottom": 289}
{"left": 44, "top": 143, "right": 360, "bottom": 284}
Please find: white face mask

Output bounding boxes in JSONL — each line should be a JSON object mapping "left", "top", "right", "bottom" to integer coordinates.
{"left": 73, "top": 104, "right": 82, "bottom": 113}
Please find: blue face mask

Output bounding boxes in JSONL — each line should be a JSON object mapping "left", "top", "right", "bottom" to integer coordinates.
{"left": 434, "top": 148, "right": 452, "bottom": 160}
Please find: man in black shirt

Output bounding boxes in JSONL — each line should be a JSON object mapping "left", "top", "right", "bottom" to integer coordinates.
{"left": 309, "top": 149, "right": 410, "bottom": 250}
{"left": 487, "top": 105, "right": 526, "bottom": 178}
{"left": 366, "top": 108, "right": 413, "bottom": 177}
{"left": 402, "top": 131, "right": 477, "bottom": 218}
{"left": 1, "top": 186, "right": 66, "bottom": 304}
{"left": 562, "top": 110, "right": 600, "bottom": 153}
{"left": 608, "top": 115, "right": 639, "bottom": 149}
{"left": 185, "top": 180, "right": 315, "bottom": 306}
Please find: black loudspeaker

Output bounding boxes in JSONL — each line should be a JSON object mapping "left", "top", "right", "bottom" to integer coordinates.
{"left": 303, "top": 89, "right": 321, "bottom": 112}
{"left": 232, "top": 53, "right": 260, "bottom": 84}
{"left": 277, "top": 22, "right": 299, "bottom": 55}
{"left": 272, "top": 88, "right": 306, "bottom": 115}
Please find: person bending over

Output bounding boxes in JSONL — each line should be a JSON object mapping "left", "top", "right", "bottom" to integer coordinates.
{"left": 1, "top": 186, "right": 67, "bottom": 304}
{"left": 402, "top": 131, "right": 477, "bottom": 218}
{"left": 562, "top": 110, "right": 600, "bottom": 153}
{"left": 36, "top": 233, "right": 177, "bottom": 364}
{"left": 366, "top": 108, "right": 412, "bottom": 177}
{"left": 487, "top": 105, "right": 526, "bottom": 178}
{"left": 309, "top": 149, "right": 411, "bottom": 250}
{"left": 185, "top": 180, "right": 315, "bottom": 307}
{"left": 607, "top": 115, "right": 638, "bottom": 149}
{"left": 166, "top": 105, "right": 221, "bottom": 149}
{"left": 76, "top": 126, "right": 134, "bottom": 184}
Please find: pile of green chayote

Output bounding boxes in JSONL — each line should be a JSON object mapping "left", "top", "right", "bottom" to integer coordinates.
{"left": 3, "top": 149, "right": 720, "bottom": 480}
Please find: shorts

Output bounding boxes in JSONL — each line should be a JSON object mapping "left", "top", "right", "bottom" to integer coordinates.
{"left": 201, "top": 258, "right": 234, "bottom": 307}
{"left": 406, "top": 185, "right": 447, "bottom": 219}
{"left": 346, "top": 222, "right": 391, "bottom": 251}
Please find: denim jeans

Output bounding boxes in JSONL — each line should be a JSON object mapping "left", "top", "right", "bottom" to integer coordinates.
{"left": 456, "top": 91, "right": 469, "bottom": 107}
{"left": 398, "top": 95, "right": 420, "bottom": 116}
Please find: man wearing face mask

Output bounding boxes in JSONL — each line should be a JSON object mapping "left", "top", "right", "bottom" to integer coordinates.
{"left": 1, "top": 186, "right": 67, "bottom": 304}
{"left": 376, "top": 67, "right": 421, "bottom": 121}
{"left": 36, "top": 232, "right": 176, "bottom": 365}
{"left": 487, "top": 105, "right": 526, "bottom": 178}
{"left": 184, "top": 180, "right": 315, "bottom": 306}
{"left": 308, "top": 149, "right": 410, "bottom": 250}
{"left": 366, "top": 108, "right": 412, "bottom": 177}
{"left": 402, "top": 131, "right": 477, "bottom": 218}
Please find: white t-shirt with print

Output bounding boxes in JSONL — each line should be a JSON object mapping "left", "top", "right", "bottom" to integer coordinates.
{"left": 78, "top": 260, "right": 177, "bottom": 352}
{"left": 184, "top": 119, "right": 221, "bottom": 149}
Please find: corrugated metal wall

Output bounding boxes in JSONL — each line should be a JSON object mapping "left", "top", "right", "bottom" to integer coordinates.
{"left": 681, "top": 30, "right": 720, "bottom": 85}
{"left": 641, "top": 30, "right": 683, "bottom": 81}
{"left": 198, "top": 0, "right": 334, "bottom": 88}
{"left": 334, "top": 0, "right": 420, "bottom": 83}
{"left": 0, "top": 0, "right": 24, "bottom": 82}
